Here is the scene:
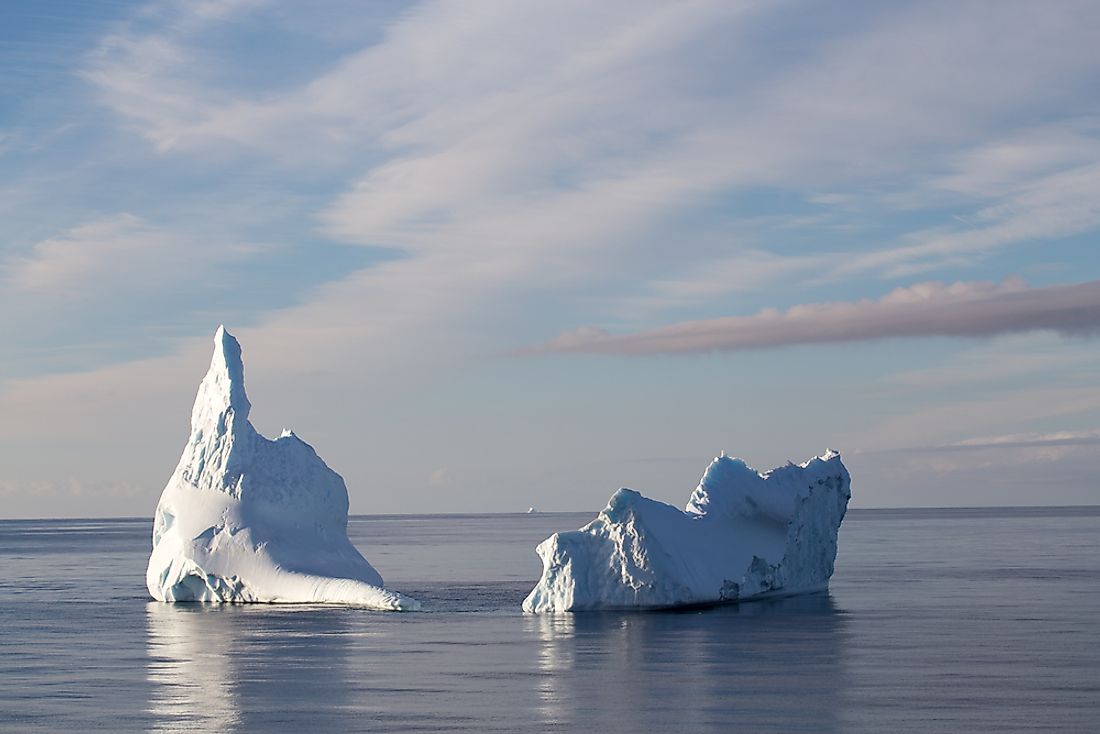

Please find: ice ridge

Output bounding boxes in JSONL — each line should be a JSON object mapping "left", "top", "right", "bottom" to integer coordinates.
{"left": 522, "top": 451, "right": 850, "bottom": 612}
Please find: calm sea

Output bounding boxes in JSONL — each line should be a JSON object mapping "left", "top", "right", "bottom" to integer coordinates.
{"left": 1, "top": 507, "right": 1097, "bottom": 732}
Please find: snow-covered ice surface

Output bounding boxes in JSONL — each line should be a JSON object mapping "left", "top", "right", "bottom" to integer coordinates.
{"left": 146, "top": 327, "right": 419, "bottom": 610}
{"left": 523, "top": 452, "right": 850, "bottom": 612}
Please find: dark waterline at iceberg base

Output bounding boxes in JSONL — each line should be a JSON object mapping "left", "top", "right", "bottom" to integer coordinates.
{"left": 1, "top": 508, "right": 1098, "bottom": 733}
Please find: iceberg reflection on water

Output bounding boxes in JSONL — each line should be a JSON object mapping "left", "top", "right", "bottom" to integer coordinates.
{"left": 145, "top": 603, "right": 357, "bottom": 733}
{"left": 529, "top": 594, "right": 850, "bottom": 733}
{"left": 146, "top": 604, "right": 241, "bottom": 733}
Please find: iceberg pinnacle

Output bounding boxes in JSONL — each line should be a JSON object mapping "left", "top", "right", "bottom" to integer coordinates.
{"left": 522, "top": 451, "right": 850, "bottom": 612}
{"left": 146, "top": 327, "right": 419, "bottom": 610}
{"left": 195, "top": 324, "right": 251, "bottom": 421}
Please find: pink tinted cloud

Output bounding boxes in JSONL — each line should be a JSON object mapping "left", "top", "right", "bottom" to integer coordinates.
{"left": 528, "top": 277, "right": 1100, "bottom": 355}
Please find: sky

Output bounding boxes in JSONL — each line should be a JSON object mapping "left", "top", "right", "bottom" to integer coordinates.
{"left": 1, "top": 0, "right": 1099, "bottom": 518}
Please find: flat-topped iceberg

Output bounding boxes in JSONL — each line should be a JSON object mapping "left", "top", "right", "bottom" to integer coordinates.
{"left": 523, "top": 451, "right": 850, "bottom": 612}
{"left": 146, "top": 326, "right": 419, "bottom": 610}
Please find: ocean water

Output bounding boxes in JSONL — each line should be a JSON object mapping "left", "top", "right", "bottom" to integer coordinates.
{"left": 1, "top": 507, "right": 1098, "bottom": 733}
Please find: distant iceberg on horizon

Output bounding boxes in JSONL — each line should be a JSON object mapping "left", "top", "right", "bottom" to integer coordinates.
{"left": 146, "top": 326, "right": 419, "bottom": 610}
{"left": 523, "top": 451, "right": 850, "bottom": 612}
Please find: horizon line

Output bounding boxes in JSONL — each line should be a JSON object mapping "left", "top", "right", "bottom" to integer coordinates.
{"left": 2, "top": 504, "right": 1099, "bottom": 523}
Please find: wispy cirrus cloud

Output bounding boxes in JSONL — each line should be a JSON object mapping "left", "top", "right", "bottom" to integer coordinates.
{"left": 842, "top": 432, "right": 1100, "bottom": 507}
{"left": 4, "top": 1, "right": 1100, "bottom": 515}
{"left": 881, "top": 334, "right": 1100, "bottom": 390}
{"left": 2, "top": 213, "right": 249, "bottom": 294}
{"left": 622, "top": 120, "right": 1100, "bottom": 314}
{"left": 914, "top": 430, "right": 1100, "bottom": 453}
{"left": 0, "top": 214, "right": 262, "bottom": 377}
{"left": 65, "top": 0, "right": 1100, "bottom": 383}
{"left": 528, "top": 278, "right": 1100, "bottom": 355}
{"left": 844, "top": 158, "right": 1100, "bottom": 279}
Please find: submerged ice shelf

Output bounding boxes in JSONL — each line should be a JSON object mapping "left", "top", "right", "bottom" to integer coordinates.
{"left": 146, "top": 326, "right": 418, "bottom": 610}
{"left": 523, "top": 451, "right": 850, "bottom": 612}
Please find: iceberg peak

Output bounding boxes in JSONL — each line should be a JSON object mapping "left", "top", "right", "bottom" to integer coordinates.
{"left": 191, "top": 325, "right": 251, "bottom": 434}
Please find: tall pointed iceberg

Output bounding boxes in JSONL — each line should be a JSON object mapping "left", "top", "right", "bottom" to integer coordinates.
{"left": 146, "top": 326, "right": 418, "bottom": 610}
{"left": 523, "top": 451, "right": 850, "bottom": 612}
